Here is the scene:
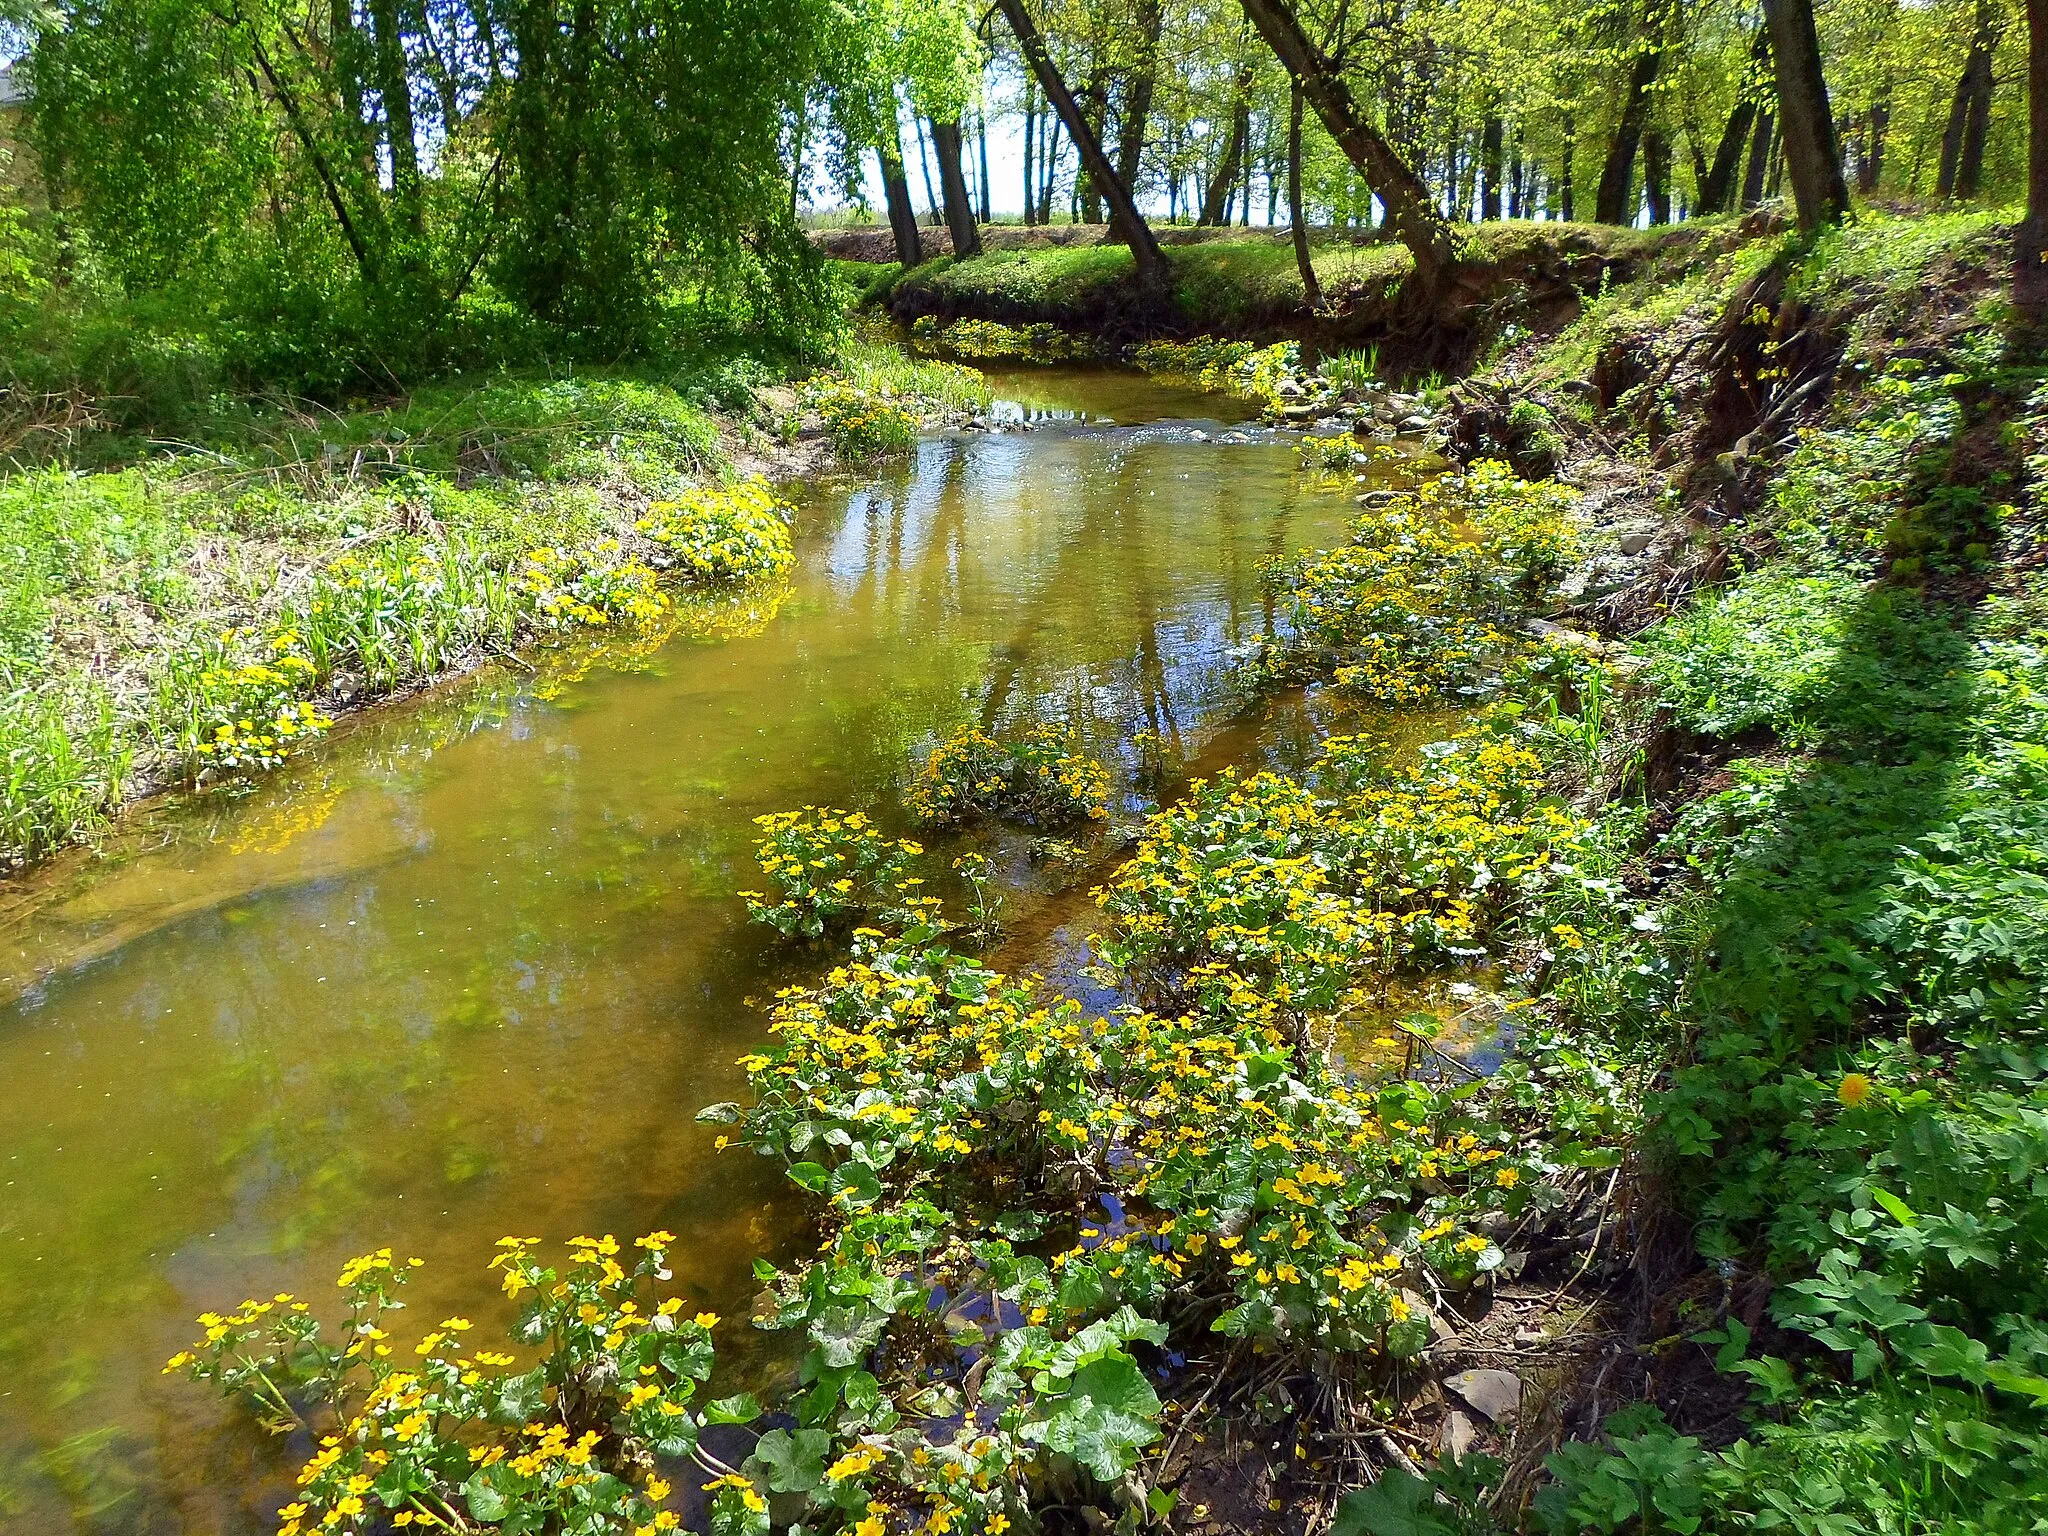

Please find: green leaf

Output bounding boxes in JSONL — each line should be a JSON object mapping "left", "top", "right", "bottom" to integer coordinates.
{"left": 703, "top": 1393, "right": 763, "bottom": 1425}
{"left": 488, "top": 1367, "right": 547, "bottom": 1426}
{"left": 749, "top": 1426, "right": 832, "bottom": 1494}
{"left": 1030, "top": 1351, "right": 1163, "bottom": 1483}
{"left": 1868, "top": 1185, "right": 1917, "bottom": 1226}
{"left": 462, "top": 1462, "right": 521, "bottom": 1524}
{"left": 1332, "top": 1471, "right": 1455, "bottom": 1536}
{"left": 786, "top": 1161, "right": 831, "bottom": 1194}
{"left": 832, "top": 1161, "right": 883, "bottom": 1208}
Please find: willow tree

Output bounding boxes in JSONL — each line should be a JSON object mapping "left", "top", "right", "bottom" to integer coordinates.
{"left": 26, "top": 0, "right": 843, "bottom": 366}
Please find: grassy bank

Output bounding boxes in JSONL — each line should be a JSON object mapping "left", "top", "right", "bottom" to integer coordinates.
{"left": 874, "top": 222, "right": 1674, "bottom": 364}
{"left": 0, "top": 339, "right": 988, "bottom": 873}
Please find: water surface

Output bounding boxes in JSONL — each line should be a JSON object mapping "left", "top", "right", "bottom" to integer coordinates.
{"left": 0, "top": 370, "right": 1361, "bottom": 1532}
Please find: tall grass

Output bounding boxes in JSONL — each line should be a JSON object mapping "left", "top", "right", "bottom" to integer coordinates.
{"left": 0, "top": 686, "right": 131, "bottom": 868}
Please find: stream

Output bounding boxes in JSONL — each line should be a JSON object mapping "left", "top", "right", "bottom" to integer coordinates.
{"left": 0, "top": 368, "right": 1397, "bottom": 1533}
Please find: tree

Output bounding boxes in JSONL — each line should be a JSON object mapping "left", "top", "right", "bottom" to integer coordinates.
{"left": 993, "top": 0, "right": 1168, "bottom": 280}
{"left": 1761, "top": 0, "right": 1849, "bottom": 224}
{"left": 2019, "top": 0, "right": 2048, "bottom": 318}
{"left": 1698, "top": 25, "right": 1771, "bottom": 214}
{"left": 1236, "top": 0, "right": 1458, "bottom": 290}
{"left": 1938, "top": 0, "right": 2003, "bottom": 196}
{"left": 929, "top": 118, "right": 984, "bottom": 255}
{"left": 1288, "top": 78, "right": 1321, "bottom": 307}
{"left": 1595, "top": 37, "right": 1662, "bottom": 224}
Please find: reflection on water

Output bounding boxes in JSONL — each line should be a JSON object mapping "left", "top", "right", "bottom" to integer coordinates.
{"left": 0, "top": 370, "right": 1365, "bottom": 1533}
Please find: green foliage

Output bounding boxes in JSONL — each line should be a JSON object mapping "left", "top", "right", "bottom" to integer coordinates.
{"left": 1263, "top": 461, "right": 1579, "bottom": 703}
{"left": 636, "top": 478, "right": 796, "bottom": 583}
{"left": 1639, "top": 572, "right": 1863, "bottom": 739}
{"left": 909, "top": 315, "right": 1104, "bottom": 362}
{"left": 803, "top": 375, "right": 922, "bottom": 458}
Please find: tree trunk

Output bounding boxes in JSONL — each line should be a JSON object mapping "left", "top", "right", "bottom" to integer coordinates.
{"left": 1237, "top": 0, "right": 1458, "bottom": 290}
{"left": 1508, "top": 124, "right": 1525, "bottom": 217}
{"left": 1241, "top": 120, "right": 1254, "bottom": 224}
{"left": 1699, "top": 25, "right": 1770, "bottom": 214}
{"left": 1480, "top": 115, "right": 1503, "bottom": 219}
{"left": 1039, "top": 111, "right": 1063, "bottom": 224}
{"left": 1076, "top": 69, "right": 1108, "bottom": 224}
{"left": 1959, "top": 29, "right": 1999, "bottom": 195}
{"left": 996, "top": 0, "right": 1169, "bottom": 280}
{"left": 1289, "top": 81, "right": 1321, "bottom": 307}
{"left": 1116, "top": 0, "right": 1164, "bottom": 193}
{"left": 1742, "top": 110, "right": 1774, "bottom": 205}
{"left": 913, "top": 119, "right": 940, "bottom": 223}
{"left": 929, "top": 120, "right": 983, "bottom": 257}
{"left": 1201, "top": 88, "right": 1252, "bottom": 223}
{"left": 1560, "top": 116, "right": 1576, "bottom": 220}
{"left": 1596, "top": 44, "right": 1661, "bottom": 224}
{"left": 877, "top": 138, "right": 923, "bottom": 267}
{"left": 1762, "top": 0, "right": 1849, "bottom": 226}
{"left": 1700, "top": 99, "right": 1755, "bottom": 213}
{"left": 978, "top": 111, "right": 993, "bottom": 222}
{"left": 1023, "top": 86, "right": 1037, "bottom": 225}
{"left": 1858, "top": 98, "right": 1889, "bottom": 192}
{"left": 2016, "top": 0, "right": 2048, "bottom": 318}
{"left": 1940, "top": 1, "right": 2000, "bottom": 196}
{"left": 1644, "top": 130, "right": 1672, "bottom": 222}
{"left": 367, "top": 0, "right": 422, "bottom": 236}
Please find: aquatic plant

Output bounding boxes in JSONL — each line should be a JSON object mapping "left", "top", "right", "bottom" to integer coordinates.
{"left": 904, "top": 724, "right": 1111, "bottom": 828}
{"left": 166, "top": 1234, "right": 732, "bottom": 1536}
{"left": 1265, "top": 460, "right": 1580, "bottom": 703}
{"left": 515, "top": 541, "right": 671, "bottom": 630}
{"left": 741, "top": 806, "right": 928, "bottom": 940}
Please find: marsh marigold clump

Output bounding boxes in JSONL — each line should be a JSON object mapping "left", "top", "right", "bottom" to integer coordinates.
{"left": 905, "top": 724, "right": 1110, "bottom": 828}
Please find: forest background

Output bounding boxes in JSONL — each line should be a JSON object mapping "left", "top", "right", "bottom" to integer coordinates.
{"left": 0, "top": 0, "right": 2034, "bottom": 421}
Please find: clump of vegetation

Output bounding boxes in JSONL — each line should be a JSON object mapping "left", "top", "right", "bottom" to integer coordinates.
{"left": 637, "top": 477, "right": 796, "bottom": 582}
{"left": 910, "top": 315, "right": 1104, "bottom": 362}
{"left": 903, "top": 724, "right": 1111, "bottom": 827}
{"left": 741, "top": 807, "right": 930, "bottom": 940}
{"left": 166, "top": 1234, "right": 733, "bottom": 1536}
{"left": 802, "top": 375, "right": 922, "bottom": 459}
{"left": 1133, "top": 336, "right": 1314, "bottom": 413}
{"left": 1263, "top": 459, "right": 1579, "bottom": 702}
{"left": 1299, "top": 433, "right": 1368, "bottom": 472}
{"left": 1097, "top": 730, "right": 1599, "bottom": 1023}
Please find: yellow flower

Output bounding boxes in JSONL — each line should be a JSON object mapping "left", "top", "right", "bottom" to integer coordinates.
{"left": 1837, "top": 1073, "right": 1873, "bottom": 1107}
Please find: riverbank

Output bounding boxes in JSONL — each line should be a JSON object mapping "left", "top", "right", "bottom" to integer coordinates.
{"left": 0, "top": 339, "right": 988, "bottom": 874}
{"left": 668, "top": 204, "right": 2048, "bottom": 1534}
{"left": 848, "top": 220, "right": 1717, "bottom": 370}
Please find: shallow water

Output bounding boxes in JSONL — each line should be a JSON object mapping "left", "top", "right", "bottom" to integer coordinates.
{"left": 0, "top": 369, "right": 1402, "bottom": 1533}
